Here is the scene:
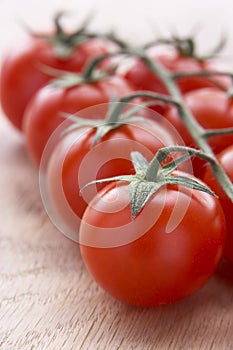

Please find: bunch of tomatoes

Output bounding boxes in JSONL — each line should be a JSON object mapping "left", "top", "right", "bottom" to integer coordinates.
{"left": 1, "top": 14, "right": 233, "bottom": 307}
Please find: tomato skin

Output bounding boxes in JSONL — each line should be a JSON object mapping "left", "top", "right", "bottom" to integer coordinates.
{"left": 164, "top": 88, "right": 233, "bottom": 177}
{"left": 202, "top": 145, "right": 233, "bottom": 264}
{"left": 23, "top": 75, "right": 135, "bottom": 164}
{"left": 80, "top": 180, "right": 226, "bottom": 306}
{"left": 0, "top": 35, "right": 111, "bottom": 130}
{"left": 123, "top": 46, "right": 229, "bottom": 97}
{"left": 45, "top": 119, "right": 178, "bottom": 236}
{"left": 165, "top": 88, "right": 233, "bottom": 151}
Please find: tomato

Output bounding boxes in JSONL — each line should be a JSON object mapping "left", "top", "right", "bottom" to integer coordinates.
{"left": 0, "top": 33, "right": 111, "bottom": 130}
{"left": 122, "top": 46, "right": 229, "bottom": 99}
{"left": 44, "top": 114, "right": 180, "bottom": 239}
{"left": 23, "top": 75, "right": 135, "bottom": 164}
{"left": 79, "top": 177, "right": 225, "bottom": 306}
{"left": 164, "top": 88, "right": 233, "bottom": 177}
{"left": 202, "top": 145, "right": 233, "bottom": 264}
{"left": 165, "top": 88, "right": 233, "bottom": 150}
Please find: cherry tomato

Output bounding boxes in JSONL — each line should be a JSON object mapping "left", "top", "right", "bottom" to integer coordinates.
{"left": 202, "top": 145, "right": 233, "bottom": 264}
{"left": 165, "top": 88, "right": 233, "bottom": 177}
{"left": 23, "top": 75, "right": 135, "bottom": 164}
{"left": 45, "top": 116, "right": 179, "bottom": 238}
{"left": 123, "top": 46, "right": 229, "bottom": 97}
{"left": 165, "top": 88, "right": 233, "bottom": 150}
{"left": 80, "top": 178, "right": 226, "bottom": 306}
{"left": 0, "top": 34, "right": 111, "bottom": 130}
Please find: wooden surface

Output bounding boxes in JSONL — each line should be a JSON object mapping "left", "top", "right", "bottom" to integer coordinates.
{"left": 1, "top": 1, "right": 233, "bottom": 349}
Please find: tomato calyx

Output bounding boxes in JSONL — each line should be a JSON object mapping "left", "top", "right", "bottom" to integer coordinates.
{"left": 61, "top": 100, "right": 152, "bottom": 145}
{"left": 151, "top": 34, "right": 227, "bottom": 61}
{"left": 31, "top": 12, "right": 99, "bottom": 59}
{"left": 81, "top": 146, "right": 217, "bottom": 219}
{"left": 106, "top": 30, "right": 226, "bottom": 61}
{"left": 38, "top": 53, "right": 117, "bottom": 88}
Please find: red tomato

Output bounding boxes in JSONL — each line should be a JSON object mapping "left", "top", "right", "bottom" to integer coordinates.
{"left": 44, "top": 116, "right": 179, "bottom": 238}
{"left": 202, "top": 145, "right": 233, "bottom": 264}
{"left": 165, "top": 88, "right": 233, "bottom": 177}
{"left": 23, "top": 75, "right": 135, "bottom": 164}
{"left": 0, "top": 34, "right": 111, "bottom": 130}
{"left": 165, "top": 88, "right": 233, "bottom": 151}
{"left": 80, "top": 178, "right": 225, "bottom": 306}
{"left": 123, "top": 46, "right": 229, "bottom": 97}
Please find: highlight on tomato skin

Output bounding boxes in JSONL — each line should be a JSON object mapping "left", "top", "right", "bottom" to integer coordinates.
{"left": 79, "top": 179, "right": 226, "bottom": 307}
{"left": 202, "top": 145, "right": 233, "bottom": 265}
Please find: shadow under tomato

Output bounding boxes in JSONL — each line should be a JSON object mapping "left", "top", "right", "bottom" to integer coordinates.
{"left": 215, "top": 258, "right": 233, "bottom": 287}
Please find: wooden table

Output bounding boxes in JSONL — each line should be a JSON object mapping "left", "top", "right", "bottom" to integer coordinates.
{"left": 1, "top": 1, "right": 233, "bottom": 349}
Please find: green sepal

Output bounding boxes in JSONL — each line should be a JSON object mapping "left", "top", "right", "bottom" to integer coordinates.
{"left": 50, "top": 72, "right": 84, "bottom": 88}
{"left": 128, "top": 167, "right": 217, "bottom": 220}
{"left": 160, "top": 175, "right": 217, "bottom": 197}
{"left": 152, "top": 34, "right": 227, "bottom": 61}
{"left": 130, "top": 151, "right": 149, "bottom": 175}
{"left": 92, "top": 124, "right": 118, "bottom": 146}
{"left": 59, "top": 113, "right": 102, "bottom": 136}
{"left": 158, "top": 153, "right": 192, "bottom": 177}
{"left": 80, "top": 148, "right": 218, "bottom": 220}
{"left": 91, "top": 116, "right": 149, "bottom": 146}
{"left": 59, "top": 101, "right": 154, "bottom": 143}
{"left": 49, "top": 70, "right": 110, "bottom": 88}
{"left": 120, "top": 100, "right": 161, "bottom": 120}
{"left": 31, "top": 12, "right": 97, "bottom": 59}
{"left": 80, "top": 175, "right": 136, "bottom": 195}
{"left": 128, "top": 181, "right": 163, "bottom": 219}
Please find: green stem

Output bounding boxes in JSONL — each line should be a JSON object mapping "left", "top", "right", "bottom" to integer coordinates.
{"left": 107, "top": 90, "right": 180, "bottom": 123}
{"left": 119, "top": 90, "right": 180, "bottom": 106}
{"left": 72, "top": 31, "right": 233, "bottom": 203}
{"left": 145, "top": 148, "right": 169, "bottom": 181}
{"left": 107, "top": 45, "right": 233, "bottom": 202}
{"left": 54, "top": 12, "right": 64, "bottom": 36}
{"left": 146, "top": 146, "right": 233, "bottom": 201}
{"left": 171, "top": 70, "right": 233, "bottom": 81}
{"left": 203, "top": 127, "right": 233, "bottom": 138}
{"left": 140, "top": 54, "right": 233, "bottom": 201}
{"left": 140, "top": 54, "right": 213, "bottom": 154}
{"left": 82, "top": 53, "right": 115, "bottom": 80}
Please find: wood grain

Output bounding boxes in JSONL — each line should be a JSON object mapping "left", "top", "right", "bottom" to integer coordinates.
{"left": 1, "top": 1, "right": 233, "bottom": 349}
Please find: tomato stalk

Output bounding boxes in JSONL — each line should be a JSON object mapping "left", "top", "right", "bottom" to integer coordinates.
{"left": 107, "top": 89, "right": 233, "bottom": 202}
{"left": 171, "top": 69, "right": 233, "bottom": 91}
{"left": 81, "top": 53, "right": 117, "bottom": 81}
{"left": 107, "top": 90, "right": 179, "bottom": 122}
{"left": 171, "top": 69, "right": 233, "bottom": 81}
{"left": 95, "top": 31, "right": 233, "bottom": 202}
{"left": 111, "top": 40, "right": 217, "bottom": 148}
{"left": 203, "top": 127, "right": 233, "bottom": 138}
{"left": 138, "top": 54, "right": 216, "bottom": 151}
{"left": 148, "top": 146, "right": 233, "bottom": 202}
{"left": 104, "top": 34, "right": 232, "bottom": 149}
